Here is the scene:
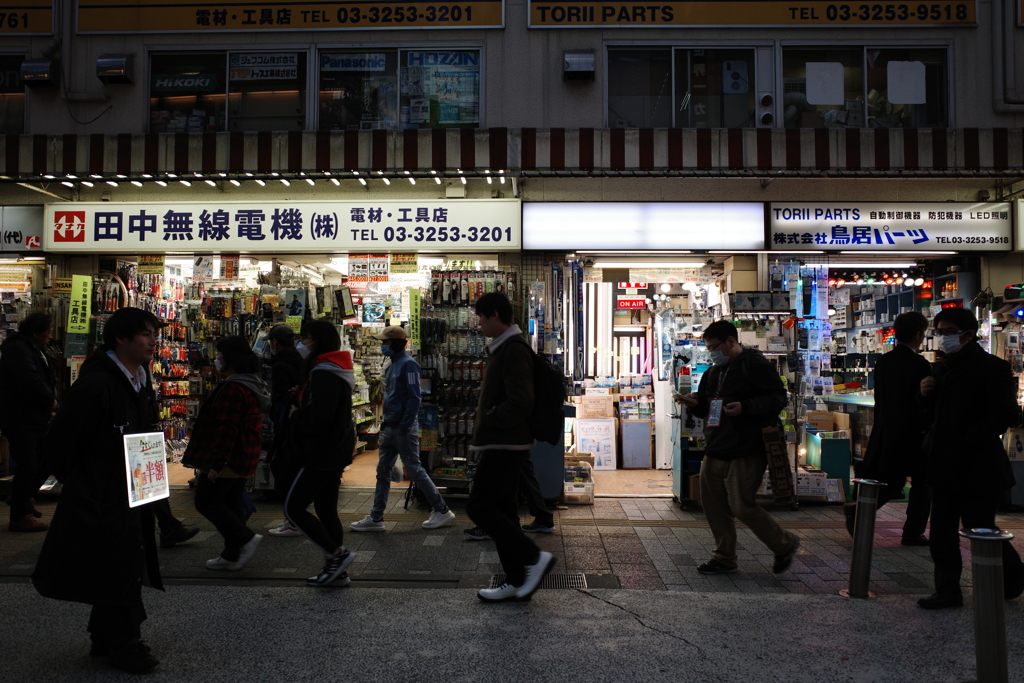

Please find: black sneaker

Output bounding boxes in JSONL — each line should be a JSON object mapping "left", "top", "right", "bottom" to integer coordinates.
{"left": 160, "top": 525, "right": 200, "bottom": 548}
{"left": 108, "top": 640, "right": 159, "bottom": 673}
{"left": 697, "top": 559, "right": 738, "bottom": 575}
{"left": 901, "top": 534, "right": 930, "bottom": 547}
{"left": 307, "top": 550, "right": 355, "bottom": 587}
{"left": 917, "top": 592, "right": 964, "bottom": 610}
{"left": 522, "top": 521, "right": 556, "bottom": 534}
{"left": 773, "top": 535, "right": 800, "bottom": 574}
{"left": 464, "top": 526, "right": 491, "bottom": 541}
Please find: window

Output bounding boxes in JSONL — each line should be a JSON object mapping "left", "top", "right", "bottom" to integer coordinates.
{"left": 608, "top": 48, "right": 756, "bottom": 128}
{"left": 149, "top": 51, "right": 307, "bottom": 133}
{"left": 319, "top": 49, "right": 479, "bottom": 131}
{"left": 0, "top": 54, "right": 25, "bottom": 134}
{"left": 782, "top": 47, "right": 947, "bottom": 129}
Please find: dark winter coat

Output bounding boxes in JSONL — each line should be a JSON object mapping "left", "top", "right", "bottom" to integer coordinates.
{"left": 32, "top": 348, "right": 164, "bottom": 606}
{"left": 0, "top": 330, "right": 58, "bottom": 432}
{"left": 268, "top": 346, "right": 302, "bottom": 411}
{"left": 687, "top": 347, "right": 788, "bottom": 460}
{"left": 860, "top": 343, "right": 932, "bottom": 482}
{"left": 471, "top": 329, "right": 535, "bottom": 450}
{"left": 290, "top": 351, "right": 356, "bottom": 470}
{"left": 181, "top": 375, "right": 269, "bottom": 477}
{"left": 919, "top": 340, "right": 1020, "bottom": 494}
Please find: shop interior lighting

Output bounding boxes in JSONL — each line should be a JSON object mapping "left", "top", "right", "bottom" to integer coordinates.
{"left": 280, "top": 178, "right": 290, "bottom": 186}
{"left": 142, "top": 174, "right": 152, "bottom": 178}
{"left": 155, "top": 180, "right": 167, "bottom": 187}
{"left": 180, "top": 180, "right": 191, "bottom": 187}
{"left": 81, "top": 180, "right": 94, "bottom": 187}
{"left": 229, "top": 179, "right": 241, "bottom": 187}
{"left": 408, "top": 177, "right": 416, "bottom": 185}
{"left": 914, "top": 277, "right": 925, "bottom": 286}
{"left": 381, "top": 177, "right": 391, "bottom": 185}
{"left": 581, "top": 250, "right": 694, "bottom": 254}
{"left": 804, "top": 262, "right": 918, "bottom": 269}
{"left": 330, "top": 178, "right": 340, "bottom": 186}
{"left": 254, "top": 179, "right": 266, "bottom": 187}
{"left": 839, "top": 251, "right": 955, "bottom": 255}
{"left": 61, "top": 181, "right": 73, "bottom": 188}
{"left": 131, "top": 180, "right": 143, "bottom": 187}
{"left": 460, "top": 176, "right": 467, "bottom": 185}
{"left": 592, "top": 260, "right": 703, "bottom": 268}
{"left": 106, "top": 181, "right": 118, "bottom": 187}
{"left": 90, "top": 174, "right": 101, "bottom": 179}
{"left": 66, "top": 174, "right": 77, "bottom": 179}
{"left": 434, "top": 177, "right": 441, "bottom": 184}
{"left": 205, "top": 179, "right": 216, "bottom": 187}
{"left": 660, "top": 283, "right": 672, "bottom": 293}
{"left": 116, "top": 174, "right": 126, "bottom": 179}
{"left": 44, "top": 174, "right": 55, "bottom": 179}
{"left": 271, "top": 172, "right": 279, "bottom": 176}
{"left": 167, "top": 173, "right": 177, "bottom": 178}
{"left": 219, "top": 173, "right": 227, "bottom": 177}
{"left": 711, "top": 250, "right": 826, "bottom": 254}
{"left": 305, "top": 178, "right": 315, "bottom": 186}
{"left": 194, "top": 173, "right": 203, "bottom": 178}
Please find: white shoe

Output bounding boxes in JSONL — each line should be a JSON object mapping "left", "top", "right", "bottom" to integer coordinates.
{"left": 350, "top": 515, "right": 386, "bottom": 532}
{"left": 205, "top": 556, "right": 235, "bottom": 571}
{"left": 515, "top": 551, "right": 556, "bottom": 600}
{"left": 268, "top": 523, "right": 303, "bottom": 537}
{"left": 477, "top": 582, "right": 520, "bottom": 602}
{"left": 232, "top": 534, "right": 262, "bottom": 570}
{"left": 422, "top": 508, "right": 456, "bottom": 529}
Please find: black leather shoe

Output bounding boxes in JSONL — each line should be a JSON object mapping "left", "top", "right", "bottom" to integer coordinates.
{"left": 901, "top": 535, "right": 930, "bottom": 547}
{"left": 773, "top": 535, "right": 800, "bottom": 574}
{"left": 109, "top": 640, "right": 158, "bottom": 673}
{"left": 843, "top": 504, "right": 856, "bottom": 537}
{"left": 160, "top": 525, "right": 200, "bottom": 548}
{"left": 917, "top": 592, "right": 964, "bottom": 610}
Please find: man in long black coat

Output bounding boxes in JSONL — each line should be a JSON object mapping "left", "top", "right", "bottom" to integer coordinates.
{"left": 917, "top": 307, "right": 1024, "bottom": 609}
{"left": 849, "top": 312, "right": 932, "bottom": 545}
{"left": 32, "top": 308, "right": 166, "bottom": 672}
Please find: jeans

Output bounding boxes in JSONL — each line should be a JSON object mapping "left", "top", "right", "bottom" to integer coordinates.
{"left": 371, "top": 422, "right": 445, "bottom": 519}
{"left": 467, "top": 450, "right": 541, "bottom": 587}
{"left": 5, "top": 428, "right": 51, "bottom": 521}
{"left": 193, "top": 476, "right": 254, "bottom": 562}
{"left": 285, "top": 467, "right": 344, "bottom": 554}
{"left": 929, "top": 487, "right": 1024, "bottom": 597}
{"left": 700, "top": 453, "right": 796, "bottom": 568}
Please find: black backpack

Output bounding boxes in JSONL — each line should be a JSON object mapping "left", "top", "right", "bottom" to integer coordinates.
{"left": 511, "top": 337, "right": 567, "bottom": 446}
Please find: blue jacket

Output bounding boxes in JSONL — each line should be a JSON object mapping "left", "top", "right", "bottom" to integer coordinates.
{"left": 382, "top": 351, "right": 421, "bottom": 428}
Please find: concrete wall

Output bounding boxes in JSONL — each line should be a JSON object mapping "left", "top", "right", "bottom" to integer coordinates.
{"left": 3, "top": 0, "right": 1023, "bottom": 135}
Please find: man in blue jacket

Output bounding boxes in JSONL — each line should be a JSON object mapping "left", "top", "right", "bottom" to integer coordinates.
{"left": 351, "top": 325, "right": 454, "bottom": 531}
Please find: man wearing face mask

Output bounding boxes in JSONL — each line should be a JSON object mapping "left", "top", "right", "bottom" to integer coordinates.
{"left": 916, "top": 307, "right": 1024, "bottom": 609}
{"left": 351, "top": 325, "right": 455, "bottom": 531}
{"left": 678, "top": 320, "right": 799, "bottom": 576}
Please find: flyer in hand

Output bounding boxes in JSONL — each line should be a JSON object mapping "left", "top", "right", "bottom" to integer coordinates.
{"left": 123, "top": 432, "right": 170, "bottom": 508}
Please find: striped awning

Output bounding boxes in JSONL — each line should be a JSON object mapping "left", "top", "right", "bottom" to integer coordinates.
{"left": 2, "top": 128, "right": 1022, "bottom": 179}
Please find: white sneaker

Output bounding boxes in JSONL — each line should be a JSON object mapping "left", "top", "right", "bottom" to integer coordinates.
{"left": 515, "top": 551, "right": 556, "bottom": 600}
{"left": 422, "top": 508, "right": 456, "bottom": 529}
{"left": 268, "top": 523, "right": 303, "bottom": 537}
{"left": 350, "top": 515, "right": 386, "bottom": 532}
{"left": 205, "top": 556, "right": 235, "bottom": 571}
{"left": 478, "top": 582, "right": 520, "bottom": 602}
{"left": 232, "top": 534, "right": 262, "bottom": 569}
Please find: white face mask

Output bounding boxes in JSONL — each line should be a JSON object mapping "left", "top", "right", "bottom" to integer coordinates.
{"left": 937, "top": 334, "right": 965, "bottom": 355}
{"left": 709, "top": 349, "right": 728, "bottom": 365}
{"left": 296, "top": 342, "right": 311, "bottom": 359}
{"left": 214, "top": 358, "right": 224, "bottom": 373}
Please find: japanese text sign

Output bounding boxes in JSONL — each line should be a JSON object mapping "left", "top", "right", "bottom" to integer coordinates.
{"left": 124, "top": 432, "right": 170, "bottom": 507}
{"left": 67, "top": 275, "right": 92, "bottom": 334}
{"left": 0, "top": 0, "right": 52, "bottom": 35}
{"left": 77, "top": 0, "right": 504, "bottom": 32}
{"left": 769, "top": 202, "right": 1012, "bottom": 252}
{"left": 409, "top": 288, "right": 421, "bottom": 348}
{"left": 44, "top": 200, "right": 521, "bottom": 254}
{"left": 0, "top": 206, "right": 44, "bottom": 253}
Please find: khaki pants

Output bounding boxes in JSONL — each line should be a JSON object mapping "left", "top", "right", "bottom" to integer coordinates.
{"left": 700, "top": 453, "right": 794, "bottom": 568}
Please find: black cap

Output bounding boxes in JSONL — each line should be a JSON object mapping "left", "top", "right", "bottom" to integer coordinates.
{"left": 268, "top": 324, "right": 295, "bottom": 343}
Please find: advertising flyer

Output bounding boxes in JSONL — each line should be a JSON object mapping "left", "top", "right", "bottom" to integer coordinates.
{"left": 124, "top": 432, "right": 170, "bottom": 508}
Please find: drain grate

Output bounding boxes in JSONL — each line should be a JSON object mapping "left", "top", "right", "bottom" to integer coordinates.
{"left": 489, "top": 572, "right": 588, "bottom": 589}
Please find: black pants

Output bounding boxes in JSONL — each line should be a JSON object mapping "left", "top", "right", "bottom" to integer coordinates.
{"left": 88, "top": 595, "right": 147, "bottom": 649}
{"left": 929, "top": 487, "right": 1024, "bottom": 597}
{"left": 467, "top": 450, "right": 541, "bottom": 587}
{"left": 6, "top": 428, "right": 51, "bottom": 521}
{"left": 876, "top": 476, "right": 932, "bottom": 538}
{"left": 153, "top": 498, "right": 183, "bottom": 536}
{"left": 194, "top": 476, "right": 254, "bottom": 561}
{"left": 520, "top": 456, "right": 553, "bottom": 526}
{"left": 285, "top": 467, "right": 344, "bottom": 554}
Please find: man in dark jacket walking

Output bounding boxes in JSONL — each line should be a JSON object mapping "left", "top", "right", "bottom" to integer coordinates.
{"left": 32, "top": 307, "right": 166, "bottom": 673}
{"left": 917, "top": 307, "right": 1024, "bottom": 609}
{"left": 264, "top": 324, "right": 304, "bottom": 526}
{"left": 680, "top": 320, "right": 799, "bottom": 576}
{"left": 0, "top": 312, "right": 58, "bottom": 532}
{"left": 468, "top": 293, "right": 555, "bottom": 603}
{"left": 847, "top": 311, "right": 932, "bottom": 545}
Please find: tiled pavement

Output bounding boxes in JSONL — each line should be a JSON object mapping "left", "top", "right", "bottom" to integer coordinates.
{"left": 4, "top": 487, "right": 1024, "bottom": 598}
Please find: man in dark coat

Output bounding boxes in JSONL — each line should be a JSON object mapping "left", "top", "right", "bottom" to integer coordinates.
{"left": 847, "top": 312, "right": 932, "bottom": 545}
{"left": 917, "top": 307, "right": 1024, "bottom": 609}
{"left": 0, "top": 312, "right": 58, "bottom": 532}
{"left": 264, "top": 324, "right": 303, "bottom": 515}
{"left": 32, "top": 307, "right": 166, "bottom": 672}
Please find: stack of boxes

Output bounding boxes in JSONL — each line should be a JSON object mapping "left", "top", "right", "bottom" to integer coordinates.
{"left": 724, "top": 255, "right": 758, "bottom": 295}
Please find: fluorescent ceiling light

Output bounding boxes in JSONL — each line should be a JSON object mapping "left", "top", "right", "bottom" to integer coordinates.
{"left": 710, "top": 250, "right": 825, "bottom": 254}
{"left": 839, "top": 251, "right": 955, "bottom": 255}
{"left": 579, "top": 250, "right": 693, "bottom": 254}
{"left": 592, "top": 261, "right": 707, "bottom": 268}
{"left": 803, "top": 262, "right": 918, "bottom": 269}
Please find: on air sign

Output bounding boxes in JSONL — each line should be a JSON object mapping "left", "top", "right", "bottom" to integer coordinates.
{"left": 617, "top": 296, "right": 648, "bottom": 309}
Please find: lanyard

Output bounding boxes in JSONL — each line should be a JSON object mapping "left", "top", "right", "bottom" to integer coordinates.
{"left": 715, "top": 364, "right": 732, "bottom": 400}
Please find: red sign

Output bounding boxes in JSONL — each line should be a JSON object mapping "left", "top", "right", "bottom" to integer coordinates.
{"left": 617, "top": 298, "right": 648, "bottom": 309}
{"left": 617, "top": 282, "right": 649, "bottom": 289}
{"left": 26, "top": 236, "right": 41, "bottom": 250}
{"left": 53, "top": 211, "right": 86, "bottom": 243}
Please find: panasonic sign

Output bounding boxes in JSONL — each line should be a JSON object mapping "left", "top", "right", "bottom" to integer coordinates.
{"left": 321, "top": 54, "right": 387, "bottom": 71}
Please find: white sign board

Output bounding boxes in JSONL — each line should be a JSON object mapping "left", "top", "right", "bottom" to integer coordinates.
{"left": 44, "top": 200, "right": 521, "bottom": 253}
{"left": 1, "top": 206, "right": 44, "bottom": 252}
{"left": 124, "top": 432, "right": 170, "bottom": 508}
{"left": 769, "top": 202, "right": 1013, "bottom": 252}
{"left": 523, "top": 202, "right": 764, "bottom": 250}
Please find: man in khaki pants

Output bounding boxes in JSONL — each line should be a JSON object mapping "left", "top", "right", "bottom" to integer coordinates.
{"left": 679, "top": 320, "right": 799, "bottom": 576}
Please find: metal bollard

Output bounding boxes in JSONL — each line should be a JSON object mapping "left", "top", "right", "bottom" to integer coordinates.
{"left": 840, "top": 478, "right": 882, "bottom": 599}
{"left": 960, "top": 528, "right": 1013, "bottom": 683}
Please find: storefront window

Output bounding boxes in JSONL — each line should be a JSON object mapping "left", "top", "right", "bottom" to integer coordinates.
{"left": 782, "top": 47, "right": 947, "bottom": 128}
{"left": 0, "top": 54, "right": 26, "bottom": 134}
{"left": 228, "top": 52, "right": 307, "bottom": 132}
{"left": 674, "top": 49, "right": 756, "bottom": 128}
{"left": 319, "top": 49, "right": 479, "bottom": 131}
{"left": 608, "top": 49, "right": 672, "bottom": 128}
{"left": 150, "top": 53, "right": 227, "bottom": 133}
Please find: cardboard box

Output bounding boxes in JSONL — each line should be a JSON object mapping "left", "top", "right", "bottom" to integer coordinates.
{"left": 832, "top": 412, "right": 851, "bottom": 431}
{"left": 727, "top": 271, "right": 758, "bottom": 292}
{"left": 565, "top": 452, "right": 596, "bottom": 468}
{"left": 806, "top": 410, "right": 834, "bottom": 431}
{"left": 724, "top": 255, "right": 757, "bottom": 272}
{"left": 688, "top": 474, "right": 701, "bottom": 502}
{"left": 580, "top": 395, "right": 616, "bottom": 419}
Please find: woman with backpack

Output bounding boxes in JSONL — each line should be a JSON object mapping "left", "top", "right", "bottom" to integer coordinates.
{"left": 182, "top": 336, "right": 270, "bottom": 571}
{"left": 284, "top": 320, "right": 358, "bottom": 587}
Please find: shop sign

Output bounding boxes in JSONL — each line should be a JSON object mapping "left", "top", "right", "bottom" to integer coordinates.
{"left": 76, "top": 0, "right": 504, "bottom": 32}
{"left": 138, "top": 255, "right": 165, "bottom": 274}
{"left": 124, "top": 432, "right": 170, "bottom": 507}
{"left": 617, "top": 296, "right": 648, "bottom": 309}
{"left": 67, "top": 275, "right": 92, "bottom": 335}
{"left": 229, "top": 53, "right": 298, "bottom": 81}
{"left": 528, "top": 0, "right": 974, "bottom": 26}
{"left": 322, "top": 53, "right": 387, "bottom": 71}
{"left": 0, "top": 0, "right": 52, "bottom": 35}
{"left": 219, "top": 254, "right": 240, "bottom": 279}
{"left": 409, "top": 288, "right": 421, "bottom": 348}
{"left": 390, "top": 253, "right": 418, "bottom": 274}
{"left": 69, "top": 355, "right": 87, "bottom": 384}
{"left": 152, "top": 74, "right": 218, "bottom": 93}
{"left": 44, "top": 200, "right": 521, "bottom": 254}
{"left": 0, "top": 206, "right": 44, "bottom": 252}
{"left": 617, "top": 282, "right": 648, "bottom": 289}
{"left": 53, "top": 278, "right": 72, "bottom": 295}
{"left": 193, "top": 256, "right": 215, "bottom": 280}
{"left": 769, "top": 202, "right": 1013, "bottom": 252}
{"left": 523, "top": 202, "right": 763, "bottom": 251}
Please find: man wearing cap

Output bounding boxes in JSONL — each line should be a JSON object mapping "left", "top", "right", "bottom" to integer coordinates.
{"left": 351, "top": 325, "right": 455, "bottom": 531}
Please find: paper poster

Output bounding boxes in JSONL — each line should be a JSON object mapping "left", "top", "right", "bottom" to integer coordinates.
{"left": 283, "top": 289, "right": 306, "bottom": 317}
{"left": 369, "top": 254, "right": 390, "bottom": 281}
{"left": 349, "top": 254, "right": 370, "bottom": 281}
{"left": 124, "top": 432, "right": 170, "bottom": 507}
{"left": 390, "top": 253, "right": 418, "bottom": 274}
{"left": 285, "top": 315, "right": 303, "bottom": 333}
{"left": 193, "top": 256, "right": 214, "bottom": 281}
{"left": 138, "top": 255, "right": 165, "bottom": 275}
{"left": 219, "top": 254, "right": 240, "bottom": 280}
{"left": 577, "top": 418, "right": 617, "bottom": 470}
{"left": 69, "top": 355, "right": 87, "bottom": 384}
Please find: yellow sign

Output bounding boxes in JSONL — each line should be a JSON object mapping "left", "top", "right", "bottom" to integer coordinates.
{"left": 409, "top": 288, "right": 421, "bottom": 349}
{"left": 286, "top": 315, "right": 303, "bottom": 333}
{"left": 78, "top": 0, "right": 503, "bottom": 32}
{"left": 528, "top": 0, "right": 974, "bottom": 26}
{"left": 67, "top": 275, "right": 92, "bottom": 335}
{"left": 390, "top": 253, "right": 418, "bottom": 275}
{"left": 138, "top": 255, "right": 165, "bottom": 275}
{"left": 0, "top": 0, "right": 52, "bottom": 35}
{"left": 53, "top": 278, "right": 72, "bottom": 295}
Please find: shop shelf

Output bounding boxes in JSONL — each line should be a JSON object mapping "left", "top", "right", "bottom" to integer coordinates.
{"left": 351, "top": 400, "right": 370, "bottom": 407}
{"left": 356, "top": 416, "right": 376, "bottom": 424}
